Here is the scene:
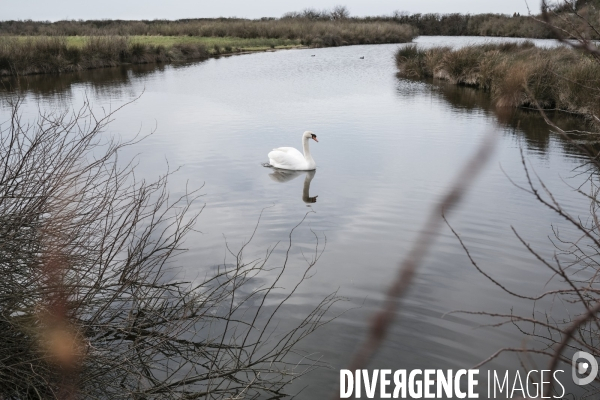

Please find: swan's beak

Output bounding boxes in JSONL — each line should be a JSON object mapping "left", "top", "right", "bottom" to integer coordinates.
{"left": 312, "top": 137, "right": 319, "bottom": 142}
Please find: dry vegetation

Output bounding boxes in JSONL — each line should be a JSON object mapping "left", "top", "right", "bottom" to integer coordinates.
{"left": 395, "top": 42, "right": 600, "bottom": 124}
{"left": 0, "top": 36, "right": 211, "bottom": 75}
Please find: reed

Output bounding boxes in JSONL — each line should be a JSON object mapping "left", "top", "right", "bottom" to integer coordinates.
{"left": 396, "top": 43, "right": 600, "bottom": 120}
{"left": 0, "top": 36, "right": 214, "bottom": 75}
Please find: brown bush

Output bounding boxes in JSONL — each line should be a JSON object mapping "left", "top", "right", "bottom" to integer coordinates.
{"left": 396, "top": 43, "right": 600, "bottom": 121}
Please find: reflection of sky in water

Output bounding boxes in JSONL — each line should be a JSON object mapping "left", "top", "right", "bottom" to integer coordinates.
{"left": 0, "top": 37, "right": 592, "bottom": 398}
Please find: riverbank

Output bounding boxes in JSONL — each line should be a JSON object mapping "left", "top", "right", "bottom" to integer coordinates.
{"left": 395, "top": 42, "right": 600, "bottom": 122}
{"left": 0, "top": 19, "right": 416, "bottom": 76}
{"left": 0, "top": 36, "right": 307, "bottom": 76}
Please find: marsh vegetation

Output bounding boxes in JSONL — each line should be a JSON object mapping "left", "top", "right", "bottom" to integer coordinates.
{"left": 7, "top": 1, "right": 600, "bottom": 76}
{"left": 396, "top": 42, "right": 600, "bottom": 125}
{"left": 0, "top": 7, "right": 416, "bottom": 76}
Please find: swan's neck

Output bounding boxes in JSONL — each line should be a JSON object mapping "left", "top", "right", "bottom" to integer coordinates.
{"left": 302, "top": 138, "right": 314, "bottom": 162}
{"left": 302, "top": 170, "right": 315, "bottom": 202}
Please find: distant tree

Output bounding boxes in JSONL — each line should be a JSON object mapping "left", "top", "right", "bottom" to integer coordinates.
{"left": 392, "top": 10, "right": 410, "bottom": 20}
{"left": 331, "top": 5, "right": 350, "bottom": 20}
{"left": 301, "top": 8, "right": 327, "bottom": 20}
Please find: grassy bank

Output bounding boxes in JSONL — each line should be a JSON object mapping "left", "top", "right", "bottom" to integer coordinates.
{"left": 0, "top": 36, "right": 210, "bottom": 75}
{"left": 0, "top": 35, "right": 307, "bottom": 76}
{"left": 48, "top": 35, "right": 302, "bottom": 51}
{"left": 395, "top": 43, "right": 600, "bottom": 120}
{"left": 0, "top": 18, "right": 416, "bottom": 75}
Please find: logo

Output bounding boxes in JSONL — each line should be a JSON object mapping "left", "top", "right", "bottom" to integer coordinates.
{"left": 339, "top": 369, "right": 567, "bottom": 398}
{"left": 572, "top": 351, "right": 599, "bottom": 386}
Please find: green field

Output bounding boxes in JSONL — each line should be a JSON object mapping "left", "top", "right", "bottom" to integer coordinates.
{"left": 131, "top": 36, "right": 302, "bottom": 52}
{"left": 6, "top": 35, "right": 303, "bottom": 53}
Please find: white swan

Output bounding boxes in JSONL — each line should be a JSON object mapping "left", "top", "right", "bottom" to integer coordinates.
{"left": 268, "top": 131, "right": 318, "bottom": 171}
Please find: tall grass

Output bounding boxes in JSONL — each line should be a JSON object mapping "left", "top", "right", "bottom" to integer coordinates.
{"left": 0, "top": 36, "right": 211, "bottom": 75}
{"left": 395, "top": 43, "right": 600, "bottom": 120}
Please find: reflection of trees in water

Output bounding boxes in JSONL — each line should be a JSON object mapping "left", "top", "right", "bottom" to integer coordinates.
{"left": 0, "top": 61, "right": 203, "bottom": 104}
{"left": 396, "top": 76, "right": 590, "bottom": 156}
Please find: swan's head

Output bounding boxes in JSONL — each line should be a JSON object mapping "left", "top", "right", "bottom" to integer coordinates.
{"left": 303, "top": 131, "right": 318, "bottom": 142}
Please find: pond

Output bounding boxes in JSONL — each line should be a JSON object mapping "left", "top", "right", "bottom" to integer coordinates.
{"left": 1, "top": 36, "right": 593, "bottom": 398}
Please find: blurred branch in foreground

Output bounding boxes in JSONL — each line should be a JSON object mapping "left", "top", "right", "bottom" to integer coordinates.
{"left": 440, "top": 2, "right": 600, "bottom": 399}
{"left": 335, "top": 130, "right": 495, "bottom": 397}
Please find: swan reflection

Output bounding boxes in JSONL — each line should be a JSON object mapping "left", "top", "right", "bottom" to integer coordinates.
{"left": 268, "top": 169, "right": 318, "bottom": 204}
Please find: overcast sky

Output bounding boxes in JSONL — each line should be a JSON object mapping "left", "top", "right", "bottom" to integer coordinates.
{"left": 5, "top": 0, "right": 537, "bottom": 21}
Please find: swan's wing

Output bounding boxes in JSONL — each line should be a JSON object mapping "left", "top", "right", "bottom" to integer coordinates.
{"left": 271, "top": 147, "right": 303, "bottom": 156}
{"left": 268, "top": 147, "right": 305, "bottom": 170}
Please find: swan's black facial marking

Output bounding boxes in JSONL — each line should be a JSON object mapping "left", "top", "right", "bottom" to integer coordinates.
{"left": 311, "top": 133, "right": 318, "bottom": 142}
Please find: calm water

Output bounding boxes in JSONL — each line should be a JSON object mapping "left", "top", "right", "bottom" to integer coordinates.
{"left": 1, "top": 36, "right": 593, "bottom": 398}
